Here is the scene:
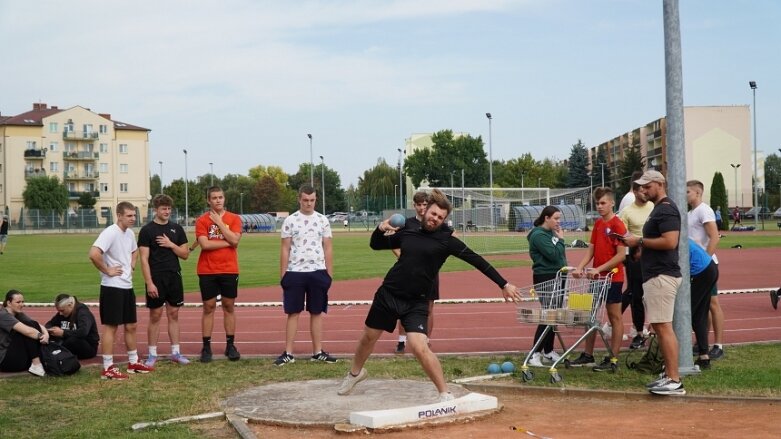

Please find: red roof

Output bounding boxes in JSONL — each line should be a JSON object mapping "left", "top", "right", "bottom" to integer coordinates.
{"left": 0, "top": 103, "right": 149, "bottom": 131}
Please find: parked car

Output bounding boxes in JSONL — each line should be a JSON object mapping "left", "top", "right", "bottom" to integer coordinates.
{"left": 743, "top": 207, "right": 770, "bottom": 219}
{"left": 773, "top": 208, "right": 781, "bottom": 219}
{"left": 585, "top": 211, "right": 600, "bottom": 221}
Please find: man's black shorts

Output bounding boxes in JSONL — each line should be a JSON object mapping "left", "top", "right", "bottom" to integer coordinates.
{"left": 199, "top": 274, "right": 239, "bottom": 301}
{"left": 281, "top": 270, "right": 332, "bottom": 314}
{"left": 146, "top": 271, "right": 185, "bottom": 309}
{"left": 365, "top": 287, "right": 429, "bottom": 333}
{"left": 99, "top": 286, "right": 137, "bottom": 325}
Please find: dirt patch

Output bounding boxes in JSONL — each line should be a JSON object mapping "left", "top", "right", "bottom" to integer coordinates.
{"left": 242, "top": 388, "right": 778, "bottom": 438}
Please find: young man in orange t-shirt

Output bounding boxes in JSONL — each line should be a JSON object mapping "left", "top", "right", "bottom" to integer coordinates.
{"left": 570, "top": 187, "right": 627, "bottom": 372}
{"left": 194, "top": 187, "right": 242, "bottom": 363}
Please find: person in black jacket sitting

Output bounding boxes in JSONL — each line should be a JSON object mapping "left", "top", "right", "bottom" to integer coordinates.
{"left": 337, "top": 189, "right": 521, "bottom": 402}
{"left": 46, "top": 294, "right": 99, "bottom": 360}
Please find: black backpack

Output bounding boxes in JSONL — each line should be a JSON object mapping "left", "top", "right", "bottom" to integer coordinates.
{"left": 626, "top": 333, "right": 664, "bottom": 375}
{"left": 40, "top": 341, "right": 81, "bottom": 376}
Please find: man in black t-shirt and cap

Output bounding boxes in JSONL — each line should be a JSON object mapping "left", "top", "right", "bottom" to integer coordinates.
{"left": 622, "top": 170, "right": 684, "bottom": 396}
{"left": 138, "top": 194, "right": 191, "bottom": 367}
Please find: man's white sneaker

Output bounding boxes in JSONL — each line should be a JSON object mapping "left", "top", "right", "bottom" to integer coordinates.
{"left": 527, "top": 352, "right": 544, "bottom": 367}
{"left": 543, "top": 351, "right": 561, "bottom": 363}
{"left": 337, "top": 368, "right": 368, "bottom": 395}
{"left": 28, "top": 363, "right": 45, "bottom": 377}
{"left": 438, "top": 392, "right": 455, "bottom": 402}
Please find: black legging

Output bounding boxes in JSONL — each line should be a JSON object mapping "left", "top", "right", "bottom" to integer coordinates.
{"left": 0, "top": 321, "right": 42, "bottom": 373}
{"left": 621, "top": 252, "right": 645, "bottom": 332}
{"left": 691, "top": 262, "right": 718, "bottom": 356}
{"left": 531, "top": 272, "right": 560, "bottom": 354}
{"left": 60, "top": 336, "right": 98, "bottom": 360}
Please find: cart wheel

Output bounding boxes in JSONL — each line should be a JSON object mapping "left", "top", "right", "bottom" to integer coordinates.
{"left": 550, "top": 372, "right": 563, "bottom": 384}
{"left": 521, "top": 370, "right": 534, "bottom": 382}
{"left": 564, "top": 359, "right": 571, "bottom": 369}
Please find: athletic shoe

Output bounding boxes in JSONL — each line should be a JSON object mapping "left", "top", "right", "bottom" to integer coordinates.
{"left": 395, "top": 341, "right": 406, "bottom": 354}
{"left": 649, "top": 378, "right": 686, "bottom": 396}
{"left": 592, "top": 356, "right": 618, "bottom": 373}
{"left": 602, "top": 322, "right": 612, "bottom": 338}
{"left": 645, "top": 373, "right": 668, "bottom": 389}
{"left": 144, "top": 355, "right": 158, "bottom": 368}
{"left": 170, "top": 353, "right": 190, "bottom": 365}
{"left": 630, "top": 335, "right": 645, "bottom": 350}
{"left": 28, "top": 363, "right": 45, "bottom": 377}
{"left": 771, "top": 289, "right": 779, "bottom": 310}
{"left": 128, "top": 362, "right": 154, "bottom": 374}
{"left": 568, "top": 352, "right": 596, "bottom": 367}
{"left": 708, "top": 346, "right": 724, "bottom": 360}
{"left": 694, "top": 358, "right": 711, "bottom": 370}
{"left": 200, "top": 346, "right": 213, "bottom": 363}
{"left": 438, "top": 392, "right": 455, "bottom": 402}
{"left": 337, "top": 368, "right": 368, "bottom": 395}
{"left": 225, "top": 344, "right": 241, "bottom": 361}
{"left": 542, "top": 350, "right": 561, "bottom": 363}
{"left": 527, "top": 352, "right": 544, "bottom": 367}
{"left": 629, "top": 327, "right": 638, "bottom": 339}
{"left": 273, "top": 352, "right": 295, "bottom": 366}
{"left": 311, "top": 351, "right": 338, "bottom": 364}
{"left": 101, "top": 364, "right": 128, "bottom": 380}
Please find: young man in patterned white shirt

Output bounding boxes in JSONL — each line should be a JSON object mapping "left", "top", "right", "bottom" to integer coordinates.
{"left": 275, "top": 185, "right": 335, "bottom": 366}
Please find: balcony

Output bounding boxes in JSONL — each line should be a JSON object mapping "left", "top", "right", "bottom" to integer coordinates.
{"left": 68, "top": 190, "right": 100, "bottom": 199}
{"left": 64, "top": 171, "right": 100, "bottom": 181}
{"left": 25, "top": 168, "right": 47, "bottom": 178}
{"left": 63, "top": 151, "right": 99, "bottom": 160}
{"left": 62, "top": 131, "right": 99, "bottom": 141}
{"left": 24, "top": 149, "right": 47, "bottom": 159}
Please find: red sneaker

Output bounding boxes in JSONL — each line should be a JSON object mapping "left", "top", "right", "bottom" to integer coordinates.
{"left": 101, "top": 364, "right": 128, "bottom": 380}
{"left": 128, "top": 361, "right": 154, "bottom": 374}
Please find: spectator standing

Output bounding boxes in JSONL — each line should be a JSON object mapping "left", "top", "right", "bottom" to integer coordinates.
{"left": 0, "top": 215, "right": 8, "bottom": 255}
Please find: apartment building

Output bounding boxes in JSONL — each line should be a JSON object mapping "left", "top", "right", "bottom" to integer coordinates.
{"left": 0, "top": 103, "right": 150, "bottom": 224}
{"left": 589, "top": 105, "right": 752, "bottom": 207}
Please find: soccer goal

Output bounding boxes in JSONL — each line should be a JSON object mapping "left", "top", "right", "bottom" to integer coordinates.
{"left": 423, "top": 186, "right": 592, "bottom": 254}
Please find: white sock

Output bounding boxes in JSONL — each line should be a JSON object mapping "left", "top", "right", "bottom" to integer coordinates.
{"left": 715, "top": 344, "right": 723, "bottom": 349}
{"left": 171, "top": 344, "right": 180, "bottom": 355}
{"left": 148, "top": 346, "right": 158, "bottom": 357}
{"left": 102, "top": 355, "right": 113, "bottom": 370}
{"left": 128, "top": 350, "right": 138, "bottom": 364}
{"left": 398, "top": 335, "right": 407, "bottom": 342}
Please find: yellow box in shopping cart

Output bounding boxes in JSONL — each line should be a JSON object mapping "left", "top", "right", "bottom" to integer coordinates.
{"left": 569, "top": 293, "right": 593, "bottom": 311}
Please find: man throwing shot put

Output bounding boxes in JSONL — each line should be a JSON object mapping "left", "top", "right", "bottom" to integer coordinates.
{"left": 337, "top": 189, "right": 520, "bottom": 402}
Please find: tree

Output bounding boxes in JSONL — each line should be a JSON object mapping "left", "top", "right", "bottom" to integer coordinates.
{"left": 617, "top": 145, "right": 645, "bottom": 195}
{"left": 150, "top": 174, "right": 161, "bottom": 196}
{"left": 252, "top": 175, "right": 287, "bottom": 212}
{"left": 403, "top": 130, "right": 489, "bottom": 188}
{"left": 764, "top": 153, "right": 781, "bottom": 208}
{"left": 22, "top": 176, "right": 68, "bottom": 213}
{"left": 566, "top": 140, "right": 590, "bottom": 188}
{"left": 357, "top": 158, "right": 398, "bottom": 212}
{"left": 288, "top": 163, "right": 346, "bottom": 214}
{"left": 248, "top": 165, "right": 289, "bottom": 187}
{"left": 77, "top": 191, "right": 97, "bottom": 208}
{"left": 710, "top": 172, "right": 729, "bottom": 230}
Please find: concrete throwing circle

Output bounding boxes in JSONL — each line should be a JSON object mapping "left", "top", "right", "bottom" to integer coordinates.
{"left": 221, "top": 378, "right": 470, "bottom": 427}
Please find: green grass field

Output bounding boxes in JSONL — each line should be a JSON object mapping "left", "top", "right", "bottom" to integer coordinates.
{"left": 3, "top": 230, "right": 780, "bottom": 302}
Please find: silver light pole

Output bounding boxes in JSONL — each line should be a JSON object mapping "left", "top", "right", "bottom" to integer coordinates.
{"left": 750, "top": 81, "right": 758, "bottom": 226}
{"left": 209, "top": 162, "right": 214, "bottom": 187}
{"left": 600, "top": 162, "right": 605, "bottom": 188}
{"left": 731, "top": 163, "right": 741, "bottom": 209}
{"left": 397, "top": 148, "right": 403, "bottom": 210}
{"left": 183, "top": 149, "right": 188, "bottom": 226}
{"left": 320, "top": 155, "right": 326, "bottom": 214}
{"left": 486, "top": 112, "right": 494, "bottom": 228}
{"left": 307, "top": 134, "right": 313, "bottom": 186}
{"left": 159, "top": 161, "right": 163, "bottom": 195}
{"left": 240, "top": 192, "right": 244, "bottom": 215}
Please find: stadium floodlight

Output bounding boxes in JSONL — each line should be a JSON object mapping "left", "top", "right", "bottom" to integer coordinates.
{"left": 307, "top": 134, "right": 314, "bottom": 186}
{"left": 486, "top": 112, "right": 494, "bottom": 228}
{"left": 320, "top": 155, "right": 326, "bottom": 214}
{"left": 731, "top": 163, "right": 741, "bottom": 208}
{"left": 183, "top": 149, "right": 188, "bottom": 226}
{"left": 749, "top": 81, "right": 758, "bottom": 227}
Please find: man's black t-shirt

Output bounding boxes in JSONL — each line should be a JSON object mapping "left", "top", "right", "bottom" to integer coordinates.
{"left": 137, "top": 221, "right": 188, "bottom": 273}
{"left": 641, "top": 197, "right": 682, "bottom": 282}
{"left": 370, "top": 221, "right": 506, "bottom": 301}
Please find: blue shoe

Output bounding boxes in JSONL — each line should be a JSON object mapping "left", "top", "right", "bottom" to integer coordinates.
{"left": 144, "top": 355, "right": 158, "bottom": 368}
{"left": 170, "top": 353, "right": 190, "bottom": 365}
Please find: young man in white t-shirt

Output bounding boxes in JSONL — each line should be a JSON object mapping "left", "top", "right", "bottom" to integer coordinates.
{"left": 275, "top": 185, "right": 335, "bottom": 366}
{"left": 686, "top": 180, "right": 724, "bottom": 360}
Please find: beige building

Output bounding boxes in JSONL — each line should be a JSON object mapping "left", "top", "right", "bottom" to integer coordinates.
{"left": 590, "top": 105, "right": 752, "bottom": 207}
{"left": 0, "top": 103, "right": 150, "bottom": 224}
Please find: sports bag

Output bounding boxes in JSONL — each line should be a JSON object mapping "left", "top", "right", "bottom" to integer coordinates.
{"left": 40, "top": 341, "right": 81, "bottom": 376}
{"left": 626, "top": 333, "right": 664, "bottom": 375}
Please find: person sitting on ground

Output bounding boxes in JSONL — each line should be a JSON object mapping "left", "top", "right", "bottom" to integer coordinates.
{"left": 45, "top": 294, "right": 100, "bottom": 360}
{"left": 0, "top": 290, "right": 49, "bottom": 376}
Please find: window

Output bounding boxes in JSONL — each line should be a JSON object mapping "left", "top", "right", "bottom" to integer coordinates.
{"left": 83, "top": 124, "right": 93, "bottom": 134}
{"left": 49, "top": 141, "right": 58, "bottom": 152}
{"left": 26, "top": 141, "right": 37, "bottom": 150}
{"left": 120, "top": 164, "right": 128, "bottom": 173}
{"left": 66, "top": 143, "right": 76, "bottom": 152}
{"left": 99, "top": 124, "right": 108, "bottom": 134}
{"left": 49, "top": 122, "right": 58, "bottom": 133}
{"left": 119, "top": 144, "right": 128, "bottom": 154}
{"left": 50, "top": 162, "right": 59, "bottom": 172}
{"left": 85, "top": 143, "right": 94, "bottom": 152}
{"left": 99, "top": 143, "right": 108, "bottom": 153}
{"left": 101, "top": 183, "right": 108, "bottom": 192}
{"left": 100, "top": 163, "right": 108, "bottom": 173}
{"left": 120, "top": 183, "right": 128, "bottom": 192}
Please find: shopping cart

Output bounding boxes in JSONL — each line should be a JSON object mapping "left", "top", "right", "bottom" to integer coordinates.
{"left": 516, "top": 266, "right": 617, "bottom": 383}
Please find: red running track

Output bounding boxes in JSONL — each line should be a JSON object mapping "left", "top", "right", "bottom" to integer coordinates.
{"left": 19, "top": 247, "right": 781, "bottom": 363}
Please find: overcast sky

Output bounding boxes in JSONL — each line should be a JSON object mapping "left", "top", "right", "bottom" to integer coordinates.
{"left": 1, "top": 0, "right": 778, "bottom": 188}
